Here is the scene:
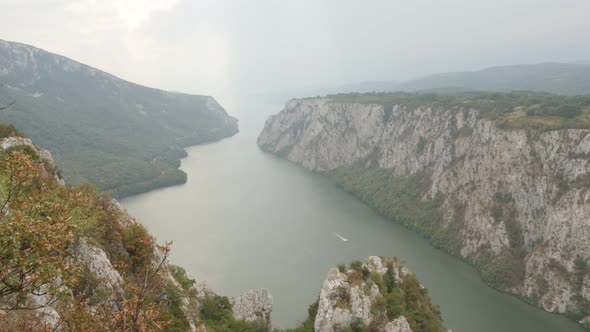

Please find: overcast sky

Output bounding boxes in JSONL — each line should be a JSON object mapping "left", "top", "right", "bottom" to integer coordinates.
{"left": 1, "top": 0, "right": 589, "bottom": 103}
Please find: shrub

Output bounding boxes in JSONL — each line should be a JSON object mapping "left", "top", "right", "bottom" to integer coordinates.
{"left": 0, "top": 123, "right": 24, "bottom": 139}
{"left": 200, "top": 295, "right": 233, "bottom": 323}
{"left": 574, "top": 256, "right": 589, "bottom": 307}
{"left": 171, "top": 266, "right": 196, "bottom": 291}
{"left": 417, "top": 136, "right": 427, "bottom": 153}
{"left": 350, "top": 318, "right": 365, "bottom": 332}
{"left": 327, "top": 91, "right": 590, "bottom": 130}
{"left": 350, "top": 260, "right": 363, "bottom": 272}
{"left": 4, "top": 145, "right": 39, "bottom": 161}
{"left": 122, "top": 223, "right": 155, "bottom": 271}
{"left": 162, "top": 283, "right": 191, "bottom": 332}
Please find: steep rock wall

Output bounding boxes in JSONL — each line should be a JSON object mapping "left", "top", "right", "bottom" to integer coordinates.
{"left": 258, "top": 98, "right": 590, "bottom": 316}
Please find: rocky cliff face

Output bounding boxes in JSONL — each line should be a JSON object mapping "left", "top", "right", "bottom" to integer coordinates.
{"left": 258, "top": 97, "right": 590, "bottom": 319}
{"left": 313, "top": 256, "right": 443, "bottom": 332}
{"left": 232, "top": 289, "right": 273, "bottom": 328}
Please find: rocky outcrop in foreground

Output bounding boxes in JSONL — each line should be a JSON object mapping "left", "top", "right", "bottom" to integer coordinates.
{"left": 0, "top": 134, "right": 270, "bottom": 331}
{"left": 258, "top": 95, "right": 590, "bottom": 323}
{"left": 313, "top": 256, "right": 444, "bottom": 332}
{"left": 232, "top": 289, "right": 273, "bottom": 328}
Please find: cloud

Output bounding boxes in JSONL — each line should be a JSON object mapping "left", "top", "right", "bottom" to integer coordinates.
{"left": 0, "top": 0, "right": 589, "bottom": 101}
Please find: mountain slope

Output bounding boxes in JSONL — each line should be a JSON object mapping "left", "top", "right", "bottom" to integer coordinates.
{"left": 258, "top": 93, "right": 590, "bottom": 327}
{"left": 0, "top": 127, "right": 273, "bottom": 331}
{"left": 0, "top": 39, "right": 238, "bottom": 197}
{"left": 344, "top": 62, "right": 590, "bottom": 95}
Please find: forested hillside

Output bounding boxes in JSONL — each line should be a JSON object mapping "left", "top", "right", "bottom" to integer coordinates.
{"left": 342, "top": 62, "right": 590, "bottom": 95}
{"left": 0, "top": 39, "right": 238, "bottom": 197}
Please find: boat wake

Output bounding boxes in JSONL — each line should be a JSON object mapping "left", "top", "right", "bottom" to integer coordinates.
{"left": 335, "top": 232, "right": 349, "bottom": 242}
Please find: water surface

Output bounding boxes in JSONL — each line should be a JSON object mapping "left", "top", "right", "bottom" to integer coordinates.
{"left": 122, "top": 99, "right": 583, "bottom": 331}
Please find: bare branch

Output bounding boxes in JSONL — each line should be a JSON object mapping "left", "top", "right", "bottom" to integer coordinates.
{"left": 0, "top": 100, "right": 15, "bottom": 111}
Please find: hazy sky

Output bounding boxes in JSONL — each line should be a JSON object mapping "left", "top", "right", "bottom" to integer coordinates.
{"left": 1, "top": 0, "right": 589, "bottom": 102}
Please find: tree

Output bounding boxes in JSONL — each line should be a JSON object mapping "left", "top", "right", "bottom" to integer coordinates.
{"left": 0, "top": 151, "right": 79, "bottom": 310}
{"left": 61, "top": 242, "right": 172, "bottom": 332}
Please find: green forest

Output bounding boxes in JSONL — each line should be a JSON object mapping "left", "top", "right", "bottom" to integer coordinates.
{"left": 0, "top": 42, "right": 238, "bottom": 197}
{"left": 327, "top": 91, "right": 590, "bottom": 130}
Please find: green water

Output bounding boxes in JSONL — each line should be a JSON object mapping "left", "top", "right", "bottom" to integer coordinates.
{"left": 122, "top": 99, "right": 584, "bottom": 332}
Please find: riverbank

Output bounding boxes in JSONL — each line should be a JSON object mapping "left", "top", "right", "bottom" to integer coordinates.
{"left": 111, "top": 126, "right": 239, "bottom": 198}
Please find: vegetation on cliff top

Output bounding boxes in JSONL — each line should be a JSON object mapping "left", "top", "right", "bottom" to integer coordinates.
{"left": 288, "top": 257, "right": 445, "bottom": 332}
{"left": 325, "top": 91, "right": 590, "bottom": 130}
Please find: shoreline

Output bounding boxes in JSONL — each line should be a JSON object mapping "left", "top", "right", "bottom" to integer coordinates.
{"left": 112, "top": 127, "right": 240, "bottom": 199}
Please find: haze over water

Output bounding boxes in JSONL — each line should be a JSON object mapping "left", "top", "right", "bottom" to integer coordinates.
{"left": 122, "top": 98, "right": 584, "bottom": 331}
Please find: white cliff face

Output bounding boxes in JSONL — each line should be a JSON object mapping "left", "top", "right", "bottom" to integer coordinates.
{"left": 72, "top": 237, "right": 125, "bottom": 304}
{"left": 259, "top": 98, "right": 385, "bottom": 170}
{"left": 315, "top": 267, "right": 353, "bottom": 331}
{"left": 258, "top": 98, "right": 590, "bottom": 315}
{"left": 385, "top": 316, "right": 412, "bottom": 332}
{"left": 232, "top": 289, "right": 273, "bottom": 327}
{"left": 67, "top": 237, "right": 159, "bottom": 322}
{"left": 314, "top": 256, "right": 425, "bottom": 332}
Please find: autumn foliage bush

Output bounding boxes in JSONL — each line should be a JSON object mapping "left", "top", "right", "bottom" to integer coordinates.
{"left": 0, "top": 146, "right": 177, "bottom": 331}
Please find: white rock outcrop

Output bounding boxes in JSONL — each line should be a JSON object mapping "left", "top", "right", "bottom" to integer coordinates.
{"left": 72, "top": 237, "right": 124, "bottom": 303}
{"left": 315, "top": 267, "right": 352, "bottom": 331}
{"left": 385, "top": 316, "right": 412, "bottom": 332}
{"left": 232, "top": 289, "right": 273, "bottom": 327}
{"left": 314, "top": 256, "right": 429, "bottom": 332}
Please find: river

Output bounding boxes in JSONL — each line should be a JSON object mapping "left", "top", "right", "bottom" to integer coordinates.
{"left": 122, "top": 98, "right": 584, "bottom": 331}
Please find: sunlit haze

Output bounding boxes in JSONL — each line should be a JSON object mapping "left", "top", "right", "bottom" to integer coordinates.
{"left": 1, "top": 0, "right": 589, "bottom": 105}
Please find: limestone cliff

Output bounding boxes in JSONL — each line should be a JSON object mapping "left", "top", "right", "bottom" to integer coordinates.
{"left": 232, "top": 289, "right": 273, "bottom": 329}
{"left": 258, "top": 95, "right": 590, "bottom": 322}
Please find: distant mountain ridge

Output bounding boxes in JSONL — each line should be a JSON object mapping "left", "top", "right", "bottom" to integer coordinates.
{"left": 341, "top": 62, "right": 590, "bottom": 95}
{"left": 0, "top": 39, "right": 238, "bottom": 197}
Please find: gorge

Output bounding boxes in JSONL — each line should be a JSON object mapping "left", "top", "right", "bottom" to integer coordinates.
{"left": 257, "top": 93, "right": 590, "bottom": 328}
{"left": 122, "top": 97, "right": 586, "bottom": 331}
